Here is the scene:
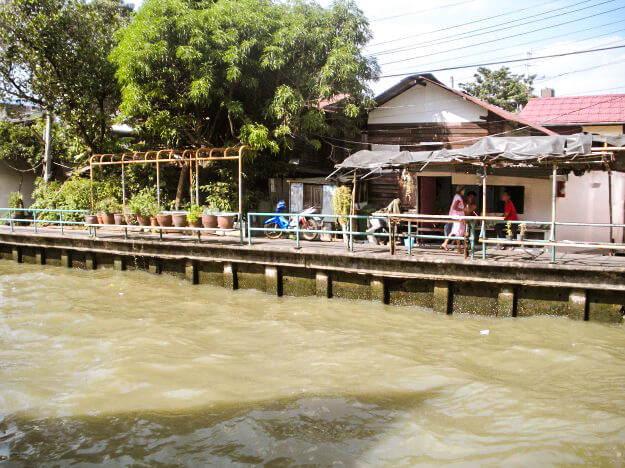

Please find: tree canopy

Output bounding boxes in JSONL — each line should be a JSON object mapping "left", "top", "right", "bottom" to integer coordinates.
{"left": 460, "top": 66, "right": 535, "bottom": 113}
{"left": 111, "top": 0, "right": 379, "bottom": 152}
{"left": 0, "top": 0, "right": 132, "bottom": 155}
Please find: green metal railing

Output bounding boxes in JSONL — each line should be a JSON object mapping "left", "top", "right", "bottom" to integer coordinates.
{"left": 478, "top": 219, "right": 625, "bottom": 262}
{"left": 0, "top": 208, "right": 88, "bottom": 235}
{"left": 247, "top": 212, "right": 467, "bottom": 253}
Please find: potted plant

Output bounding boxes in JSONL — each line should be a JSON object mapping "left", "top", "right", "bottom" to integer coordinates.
{"left": 8, "top": 191, "right": 28, "bottom": 226}
{"left": 332, "top": 185, "right": 352, "bottom": 243}
{"left": 114, "top": 212, "right": 125, "bottom": 225}
{"left": 129, "top": 188, "right": 158, "bottom": 226}
{"left": 157, "top": 200, "right": 173, "bottom": 227}
{"left": 200, "top": 182, "right": 236, "bottom": 229}
{"left": 186, "top": 204, "right": 203, "bottom": 228}
{"left": 201, "top": 206, "right": 218, "bottom": 228}
{"left": 172, "top": 211, "right": 188, "bottom": 228}
{"left": 95, "top": 197, "right": 120, "bottom": 225}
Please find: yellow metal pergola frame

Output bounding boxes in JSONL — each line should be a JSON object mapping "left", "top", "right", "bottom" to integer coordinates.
{"left": 88, "top": 146, "right": 250, "bottom": 220}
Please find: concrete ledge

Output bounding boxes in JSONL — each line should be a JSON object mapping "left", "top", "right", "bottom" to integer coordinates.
{"left": 1, "top": 232, "right": 624, "bottom": 323}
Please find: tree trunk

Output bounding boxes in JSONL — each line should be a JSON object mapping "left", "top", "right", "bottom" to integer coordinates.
{"left": 174, "top": 163, "right": 189, "bottom": 210}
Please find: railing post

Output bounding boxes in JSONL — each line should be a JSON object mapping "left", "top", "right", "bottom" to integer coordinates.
{"left": 9, "top": 209, "right": 14, "bottom": 232}
{"left": 470, "top": 222, "right": 475, "bottom": 259}
{"left": 248, "top": 214, "right": 253, "bottom": 246}
{"left": 550, "top": 164, "right": 557, "bottom": 263}
{"left": 33, "top": 211, "right": 37, "bottom": 233}
{"left": 480, "top": 221, "right": 486, "bottom": 259}
{"left": 348, "top": 215, "right": 354, "bottom": 252}
{"left": 60, "top": 211, "right": 64, "bottom": 235}
{"left": 295, "top": 214, "right": 300, "bottom": 249}
{"left": 408, "top": 221, "right": 412, "bottom": 256}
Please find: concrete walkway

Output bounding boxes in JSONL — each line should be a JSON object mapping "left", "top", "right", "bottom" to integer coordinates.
{"left": 1, "top": 224, "right": 624, "bottom": 269}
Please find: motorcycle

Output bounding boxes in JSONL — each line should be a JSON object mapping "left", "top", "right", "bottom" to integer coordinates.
{"left": 264, "top": 200, "right": 322, "bottom": 241}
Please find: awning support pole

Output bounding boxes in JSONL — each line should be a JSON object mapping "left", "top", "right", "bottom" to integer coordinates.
{"left": 550, "top": 164, "right": 557, "bottom": 263}
{"left": 156, "top": 156, "right": 160, "bottom": 211}
{"left": 89, "top": 161, "right": 94, "bottom": 212}
{"left": 481, "top": 163, "right": 487, "bottom": 259}
{"left": 238, "top": 148, "right": 244, "bottom": 245}
{"left": 121, "top": 161, "right": 126, "bottom": 208}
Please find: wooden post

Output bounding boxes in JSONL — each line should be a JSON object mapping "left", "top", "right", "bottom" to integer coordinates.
{"left": 481, "top": 163, "right": 487, "bottom": 259}
{"left": 238, "top": 149, "right": 243, "bottom": 244}
{"left": 550, "top": 164, "right": 557, "bottom": 263}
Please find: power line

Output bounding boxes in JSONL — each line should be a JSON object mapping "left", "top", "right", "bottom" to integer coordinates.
{"left": 384, "top": 20, "right": 625, "bottom": 79}
{"left": 379, "top": 44, "right": 625, "bottom": 78}
{"left": 536, "top": 57, "right": 625, "bottom": 82}
{"left": 380, "top": 4, "right": 625, "bottom": 66}
{"left": 368, "top": 0, "right": 549, "bottom": 47}
{"left": 370, "top": 0, "right": 477, "bottom": 23}
{"left": 561, "top": 85, "right": 625, "bottom": 95}
{"left": 370, "top": 0, "right": 605, "bottom": 57}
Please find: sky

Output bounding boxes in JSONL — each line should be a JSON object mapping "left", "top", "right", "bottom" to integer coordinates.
{"left": 131, "top": 0, "right": 625, "bottom": 98}
{"left": 320, "top": 0, "right": 625, "bottom": 97}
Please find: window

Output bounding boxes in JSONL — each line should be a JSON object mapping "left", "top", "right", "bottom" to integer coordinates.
{"left": 303, "top": 184, "right": 323, "bottom": 209}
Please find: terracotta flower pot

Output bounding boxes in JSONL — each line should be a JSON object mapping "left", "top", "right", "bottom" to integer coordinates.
{"left": 136, "top": 214, "right": 151, "bottom": 226}
{"left": 202, "top": 214, "right": 218, "bottom": 228}
{"left": 85, "top": 214, "right": 99, "bottom": 225}
{"left": 172, "top": 213, "right": 188, "bottom": 228}
{"left": 189, "top": 218, "right": 202, "bottom": 228}
{"left": 114, "top": 213, "right": 125, "bottom": 225}
{"left": 96, "top": 214, "right": 103, "bottom": 225}
{"left": 100, "top": 212, "right": 115, "bottom": 225}
{"left": 150, "top": 216, "right": 158, "bottom": 227}
{"left": 156, "top": 214, "right": 172, "bottom": 227}
{"left": 218, "top": 214, "right": 235, "bottom": 229}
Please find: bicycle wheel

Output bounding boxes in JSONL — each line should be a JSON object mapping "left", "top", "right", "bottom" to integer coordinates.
{"left": 264, "top": 222, "right": 283, "bottom": 239}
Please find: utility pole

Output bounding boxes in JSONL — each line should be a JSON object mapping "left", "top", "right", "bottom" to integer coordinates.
{"left": 43, "top": 111, "right": 52, "bottom": 182}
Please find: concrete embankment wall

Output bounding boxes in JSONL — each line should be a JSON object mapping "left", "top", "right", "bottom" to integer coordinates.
{"left": 1, "top": 232, "right": 624, "bottom": 323}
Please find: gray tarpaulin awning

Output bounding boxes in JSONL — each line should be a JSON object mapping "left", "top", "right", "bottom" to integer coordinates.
{"left": 335, "top": 134, "right": 595, "bottom": 170}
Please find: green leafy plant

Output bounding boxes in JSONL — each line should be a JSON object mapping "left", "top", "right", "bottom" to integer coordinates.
{"left": 128, "top": 187, "right": 158, "bottom": 217}
{"left": 332, "top": 185, "right": 352, "bottom": 226}
{"left": 95, "top": 197, "right": 120, "bottom": 213}
{"left": 202, "top": 205, "right": 217, "bottom": 215}
{"left": 200, "top": 182, "right": 236, "bottom": 213}
{"left": 8, "top": 191, "right": 23, "bottom": 209}
{"left": 31, "top": 176, "right": 121, "bottom": 221}
{"left": 186, "top": 204, "right": 202, "bottom": 223}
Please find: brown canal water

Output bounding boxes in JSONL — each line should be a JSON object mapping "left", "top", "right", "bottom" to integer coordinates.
{"left": 1, "top": 261, "right": 624, "bottom": 466}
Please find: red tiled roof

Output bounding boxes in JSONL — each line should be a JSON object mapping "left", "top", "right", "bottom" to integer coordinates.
{"left": 520, "top": 95, "right": 625, "bottom": 125}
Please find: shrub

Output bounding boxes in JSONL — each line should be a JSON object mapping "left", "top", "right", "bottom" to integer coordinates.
{"left": 95, "top": 197, "right": 121, "bottom": 213}
{"left": 31, "top": 176, "right": 122, "bottom": 221}
{"left": 186, "top": 204, "right": 202, "bottom": 223}
{"left": 8, "top": 191, "right": 23, "bottom": 209}
{"left": 128, "top": 187, "right": 158, "bottom": 217}
{"left": 200, "top": 182, "right": 236, "bottom": 213}
{"left": 332, "top": 185, "right": 352, "bottom": 226}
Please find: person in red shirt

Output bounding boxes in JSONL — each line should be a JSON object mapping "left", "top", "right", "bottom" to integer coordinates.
{"left": 495, "top": 190, "right": 519, "bottom": 245}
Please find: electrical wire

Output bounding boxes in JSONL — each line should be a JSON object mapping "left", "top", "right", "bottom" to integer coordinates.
{"left": 369, "top": 0, "right": 605, "bottom": 57}
{"left": 370, "top": 0, "right": 478, "bottom": 23}
{"left": 379, "top": 44, "right": 625, "bottom": 78}
{"left": 368, "top": 0, "right": 550, "bottom": 47}
{"left": 383, "top": 20, "right": 625, "bottom": 77}
{"left": 380, "top": 4, "right": 625, "bottom": 66}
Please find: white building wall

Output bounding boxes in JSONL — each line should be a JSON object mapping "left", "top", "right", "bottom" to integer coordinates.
{"left": 368, "top": 83, "right": 487, "bottom": 125}
{"left": 556, "top": 171, "right": 625, "bottom": 243}
{"left": 417, "top": 171, "right": 622, "bottom": 243}
{"left": 0, "top": 165, "right": 36, "bottom": 208}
